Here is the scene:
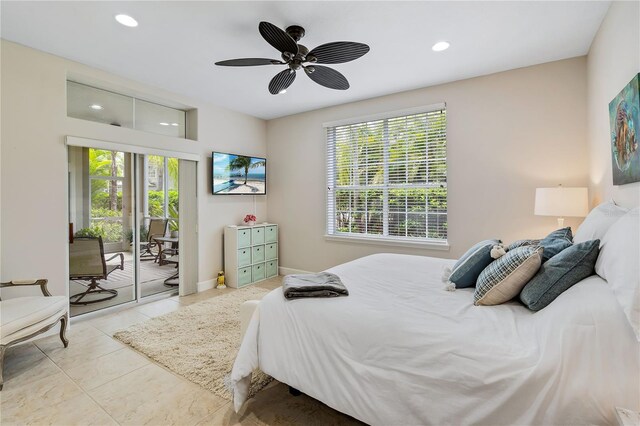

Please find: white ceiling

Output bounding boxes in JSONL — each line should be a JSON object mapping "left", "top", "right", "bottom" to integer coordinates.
{"left": 1, "top": 1, "right": 610, "bottom": 120}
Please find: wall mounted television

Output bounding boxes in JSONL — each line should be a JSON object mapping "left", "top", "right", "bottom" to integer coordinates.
{"left": 212, "top": 152, "right": 266, "bottom": 195}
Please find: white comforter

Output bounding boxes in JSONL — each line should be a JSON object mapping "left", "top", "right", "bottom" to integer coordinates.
{"left": 231, "top": 253, "right": 640, "bottom": 425}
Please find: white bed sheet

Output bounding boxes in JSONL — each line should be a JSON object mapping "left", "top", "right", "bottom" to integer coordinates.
{"left": 231, "top": 253, "right": 640, "bottom": 425}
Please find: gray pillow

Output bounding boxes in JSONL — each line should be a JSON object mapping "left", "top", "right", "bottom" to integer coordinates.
{"left": 539, "top": 227, "right": 573, "bottom": 263}
{"left": 449, "top": 239, "right": 501, "bottom": 288}
{"left": 520, "top": 240, "right": 600, "bottom": 311}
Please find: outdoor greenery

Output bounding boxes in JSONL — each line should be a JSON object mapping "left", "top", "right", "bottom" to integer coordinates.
{"left": 89, "top": 149, "right": 124, "bottom": 210}
{"left": 87, "top": 190, "right": 179, "bottom": 243}
{"left": 333, "top": 111, "right": 447, "bottom": 239}
{"left": 86, "top": 149, "right": 179, "bottom": 243}
{"left": 75, "top": 221, "right": 124, "bottom": 243}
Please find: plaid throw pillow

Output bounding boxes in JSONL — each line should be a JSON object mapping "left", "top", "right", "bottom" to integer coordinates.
{"left": 474, "top": 246, "right": 543, "bottom": 306}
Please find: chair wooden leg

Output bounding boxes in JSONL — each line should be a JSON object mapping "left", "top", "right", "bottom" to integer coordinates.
{"left": 0, "top": 345, "right": 6, "bottom": 391}
{"left": 60, "top": 314, "right": 69, "bottom": 348}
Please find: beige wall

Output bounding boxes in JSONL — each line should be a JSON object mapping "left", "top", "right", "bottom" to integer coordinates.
{"left": 586, "top": 1, "right": 640, "bottom": 209}
{"left": 4, "top": 27, "right": 618, "bottom": 285}
{"left": 0, "top": 40, "right": 267, "bottom": 297}
{"left": 266, "top": 58, "right": 588, "bottom": 272}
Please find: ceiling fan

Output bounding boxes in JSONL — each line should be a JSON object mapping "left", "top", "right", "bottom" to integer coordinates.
{"left": 215, "top": 21, "right": 370, "bottom": 95}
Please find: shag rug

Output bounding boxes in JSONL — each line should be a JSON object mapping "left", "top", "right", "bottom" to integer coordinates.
{"left": 113, "top": 286, "right": 273, "bottom": 400}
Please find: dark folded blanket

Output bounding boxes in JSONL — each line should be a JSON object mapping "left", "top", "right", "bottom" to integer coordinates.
{"left": 282, "top": 272, "right": 349, "bottom": 300}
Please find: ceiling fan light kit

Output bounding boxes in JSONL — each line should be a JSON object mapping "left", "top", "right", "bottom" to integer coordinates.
{"left": 215, "top": 21, "right": 370, "bottom": 95}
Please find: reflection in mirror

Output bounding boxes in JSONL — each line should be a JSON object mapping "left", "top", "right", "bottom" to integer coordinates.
{"left": 67, "top": 81, "right": 134, "bottom": 128}
{"left": 67, "top": 81, "right": 187, "bottom": 138}
{"left": 135, "top": 100, "right": 186, "bottom": 138}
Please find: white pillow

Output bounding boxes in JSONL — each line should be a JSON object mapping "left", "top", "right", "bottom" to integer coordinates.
{"left": 595, "top": 207, "right": 640, "bottom": 341}
{"left": 574, "top": 200, "right": 629, "bottom": 243}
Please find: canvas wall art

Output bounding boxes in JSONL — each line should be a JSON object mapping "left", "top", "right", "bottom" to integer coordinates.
{"left": 609, "top": 73, "right": 640, "bottom": 185}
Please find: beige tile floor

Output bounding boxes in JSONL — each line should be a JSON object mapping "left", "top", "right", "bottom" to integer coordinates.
{"left": 1, "top": 277, "right": 363, "bottom": 426}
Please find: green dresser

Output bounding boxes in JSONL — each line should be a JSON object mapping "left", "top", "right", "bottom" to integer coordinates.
{"left": 224, "top": 224, "right": 278, "bottom": 288}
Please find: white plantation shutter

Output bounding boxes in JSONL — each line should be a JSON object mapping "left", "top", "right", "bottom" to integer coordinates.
{"left": 326, "top": 106, "right": 447, "bottom": 242}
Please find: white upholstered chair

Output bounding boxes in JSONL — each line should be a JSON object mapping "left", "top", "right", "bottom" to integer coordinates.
{"left": 0, "top": 279, "right": 68, "bottom": 390}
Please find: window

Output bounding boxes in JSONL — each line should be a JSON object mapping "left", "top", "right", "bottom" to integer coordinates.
{"left": 326, "top": 106, "right": 447, "bottom": 245}
{"left": 67, "top": 81, "right": 188, "bottom": 138}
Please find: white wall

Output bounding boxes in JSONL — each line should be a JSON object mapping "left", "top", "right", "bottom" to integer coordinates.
{"left": 0, "top": 40, "right": 267, "bottom": 297}
{"left": 266, "top": 58, "right": 588, "bottom": 272}
{"left": 586, "top": 1, "right": 640, "bottom": 209}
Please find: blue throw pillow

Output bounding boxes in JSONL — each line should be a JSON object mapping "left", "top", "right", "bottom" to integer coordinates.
{"left": 539, "top": 227, "right": 573, "bottom": 263}
{"left": 449, "top": 239, "right": 501, "bottom": 288}
{"left": 520, "top": 239, "right": 600, "bottom": 311}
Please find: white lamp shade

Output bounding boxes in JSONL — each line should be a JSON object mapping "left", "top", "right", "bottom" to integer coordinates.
{"left": 534, "top": 187, "right": 589, "bottom": 218}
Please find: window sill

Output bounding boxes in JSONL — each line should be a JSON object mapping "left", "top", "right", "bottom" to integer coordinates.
{"left": 324, "top": 234, "right": 450, "bottom": 251}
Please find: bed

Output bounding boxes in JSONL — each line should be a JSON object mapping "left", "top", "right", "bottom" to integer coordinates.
{"left": 230, "top": 253, "right": 640, "bottom": 425}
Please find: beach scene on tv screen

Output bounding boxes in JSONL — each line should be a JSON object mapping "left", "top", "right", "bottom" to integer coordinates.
{"left": 213, "top": 153, "right": 266, "bottom": 194}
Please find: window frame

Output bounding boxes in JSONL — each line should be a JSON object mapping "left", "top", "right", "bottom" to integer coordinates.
{"left": 324, "top": 104, "right": 449, "bottom": 250}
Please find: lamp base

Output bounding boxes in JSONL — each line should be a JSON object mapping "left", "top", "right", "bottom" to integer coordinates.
{"left": 557, "top": 217, "right": 565, "bottom": 228}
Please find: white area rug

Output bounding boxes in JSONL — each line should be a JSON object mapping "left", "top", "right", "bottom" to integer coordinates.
{"left": 113, "top": 286, "right": 273, "bottom": 400}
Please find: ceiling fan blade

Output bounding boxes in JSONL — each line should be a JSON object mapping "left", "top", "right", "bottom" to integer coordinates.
{"left": 305, "top": 65, "right": 349, "bottom": 90}
{"left": 259, "top": 21, "right": 299, "bottom": 55}
{"left": 308, "top": 42, "right": 370, "bottom": 64}
{"left": 269, "top": 69, "right": 296, "bottom": 95}
{"left": 215, "top": 58, "right": 283, "bottom": 66}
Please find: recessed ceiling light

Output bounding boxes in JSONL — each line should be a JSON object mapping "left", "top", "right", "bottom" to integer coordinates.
{"left": 278, "top": 89, "right": 287, "bottom": 94}
{"left": 90, "top": 104, "right": 103, "bottom": 110}
{"left": 170, "top": 123, "right": 179, "bottom": 126}
{"left": 159, "top": 122, "right": 169, "bottom": 126}
{"left": 115, "top": 14, "right": 138, "bottom": 27}
{"left": 432, "top": 41, "right": 450, "bottom": 52}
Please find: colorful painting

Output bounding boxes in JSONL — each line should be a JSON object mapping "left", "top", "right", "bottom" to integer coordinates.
{"left": 609, "top": 73, "right": 640, "bottom": 185}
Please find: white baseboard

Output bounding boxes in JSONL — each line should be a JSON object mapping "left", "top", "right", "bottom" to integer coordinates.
{"left": 198, "top": 268, "right": 314, "bottom": 291}
{"left": 197, "top": 278, "right": 216, "bottom": 292}
{"left": 279, "top": 266, "right": 314, "bottom": 275}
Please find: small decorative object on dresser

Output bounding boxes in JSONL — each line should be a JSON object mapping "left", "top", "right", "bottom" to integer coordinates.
{"left": 615, "top": 407, "right": 640, "bottom": 426}
{"left": 243, "top": 214, "right": 257, "bottom": 227}
{"left": 224, "top": 223, "right": 278, "bottom": 287}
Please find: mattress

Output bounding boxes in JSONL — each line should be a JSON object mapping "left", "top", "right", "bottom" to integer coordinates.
{"left": 231, "top": 253, "right": 640, "bottom": 425}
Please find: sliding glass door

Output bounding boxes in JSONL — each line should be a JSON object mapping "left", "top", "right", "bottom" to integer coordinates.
{"left": 138, "top": 154, "right": 181, "bottom": 298}
{"left": 68, "top": 147, "right": 137, "bottom": 316}
{"left": 68, "top": 146, "right": 186, "bottom": 317}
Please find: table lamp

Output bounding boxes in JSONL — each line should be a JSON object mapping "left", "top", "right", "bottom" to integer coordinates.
{"left": 534, "top": 185, "right": 588, "bottom": 227}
